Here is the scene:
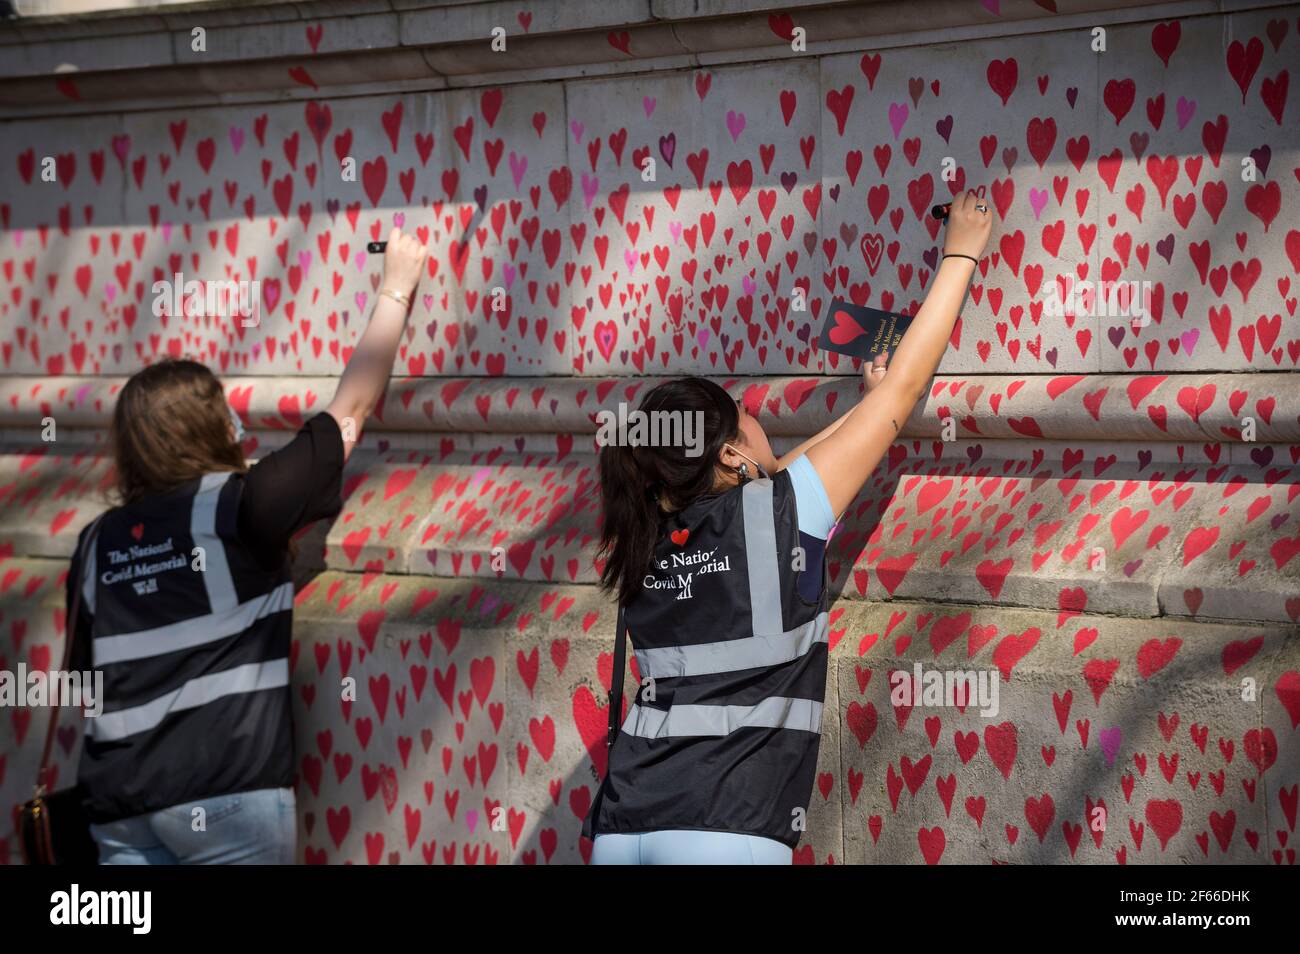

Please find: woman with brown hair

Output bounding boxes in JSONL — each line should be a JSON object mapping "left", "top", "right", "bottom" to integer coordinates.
{"left": 65, "top": 229, "right": 428, "bottom": 864}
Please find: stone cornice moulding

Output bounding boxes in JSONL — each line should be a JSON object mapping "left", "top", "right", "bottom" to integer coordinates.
{"left": 0, "top": 0, "right": 1264, "bottom": 118}
{"left": 4, "top": 373, "right": 1300, "bottom": 443}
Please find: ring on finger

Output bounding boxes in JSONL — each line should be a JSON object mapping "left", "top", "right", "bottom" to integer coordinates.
{"left": 975, "top": 203, "right": 988, "bottom": 212}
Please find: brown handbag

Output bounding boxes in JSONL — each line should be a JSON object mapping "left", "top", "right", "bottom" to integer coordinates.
{"left": 20, "top": 516, "right": 102, "bottom": 865}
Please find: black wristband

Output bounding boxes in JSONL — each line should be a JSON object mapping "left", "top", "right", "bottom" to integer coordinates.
{"left": 942, "top": 253, "right": 979, "bottom": 264}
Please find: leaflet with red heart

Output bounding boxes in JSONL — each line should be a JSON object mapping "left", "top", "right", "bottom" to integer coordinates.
{"left": 818, "top": 299, "right": 914, "bottom": 360}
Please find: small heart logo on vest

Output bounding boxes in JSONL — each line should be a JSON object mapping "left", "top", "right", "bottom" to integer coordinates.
{"left": 131, "top": 523, "right": 145, "bottom": 541}
{"left": 670, "top": 529, "right": 690, "bottom": 546}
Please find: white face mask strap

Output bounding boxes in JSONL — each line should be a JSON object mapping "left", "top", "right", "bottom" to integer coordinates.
{"left": 227, "top": 400, "right": 246, "bottom": 443}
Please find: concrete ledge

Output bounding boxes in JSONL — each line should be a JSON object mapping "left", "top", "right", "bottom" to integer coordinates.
{"left": 3, "top": 430, "right": 1296, "bottom": 624}
{"left": 4, "top": 373, "right": 1300, "bottom": 442}
{"left": 0, "top": 0, "right": 1246, "bottom": 113}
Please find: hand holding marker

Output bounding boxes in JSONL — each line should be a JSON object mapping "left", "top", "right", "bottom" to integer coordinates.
{"left": 930, "top": 187, "right": 987, "bottom": 223}
{"left": 820, "top": 187, "right": 991, "bottom": 364}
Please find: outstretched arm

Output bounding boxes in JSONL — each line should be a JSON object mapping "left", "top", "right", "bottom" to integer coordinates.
{"left": 806, "top": 190, "right": 992, "bottom": 517}
{"left": 775, "top": 352, "right": 889, "bottom": 472}
{"left": 326, "top": 228, "right": 429, "bottom": 461}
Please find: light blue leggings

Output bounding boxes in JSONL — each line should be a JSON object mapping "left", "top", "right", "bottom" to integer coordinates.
{"left": 592, "top": 830, "right": 792, "bottom": 865}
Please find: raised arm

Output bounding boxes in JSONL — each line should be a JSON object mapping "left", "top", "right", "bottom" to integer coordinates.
{"left": 326, "top": 228, "right": 429, "bottom": 461}
{"left": 806, "top": 190, "right": 992, "bottom": 517}
{"left": 775, "top": 352, "right": 888, "bottom": 472}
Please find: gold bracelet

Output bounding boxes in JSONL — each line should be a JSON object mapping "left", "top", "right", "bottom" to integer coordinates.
{"left": 380, "top": 288, "right": 411, "bottom": 308}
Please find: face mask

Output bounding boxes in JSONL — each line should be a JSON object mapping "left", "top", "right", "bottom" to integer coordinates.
{"left": 724, "top": 443, "right": 768, "bottom": 480}
{"left": 227, "top": 400, "right": 246, "bottom": 443}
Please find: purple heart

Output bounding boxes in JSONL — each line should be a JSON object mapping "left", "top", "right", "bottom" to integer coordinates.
{"left": 1250, "top": 446, "right": 1274, "bottom": 466}
{"left": 1249, "top": 144, "right": 1271, "bottom": 176}
{"left": 795, "top": 324, "right": 810, "bottom": 344}
{"left": 922, "top": 247, "right": 939, "bottom": 271}
{"left": 1123, "top": 559, "right": 1143, "bottom": 577}
{"left": 473, "top": 184, "right": 488, "bottom": 211}
{"left": 1044, "top": 347, "right": 1058, "bottom": 367}
{"left": 1155, "top": 233, "right": 1175, "bottom": 264}
{"left": 1137, "top": 449, "right": 1152, "bottom": 470}
{"left": 1099, "top": 727, "right": 1122, "bottom": 766}
{"left": 1108, "top": 326, "right": 1127, "bottom": 348}
{"left": 780, "top": 171, "right": 797, "bottom": 193}
{"left": 828, "top": 184, "right": 840, "bottom": 202}
{"left": 966, "top": 445, "right": 983, "bottom": 464}
{"left": 1066, "top": 87, "right": 1078, "bottom": 108}
{"left": 1270, "top": 513, "right": 1290, "bottom": 531}
{"left": 1129, "top": 131, "right": 1148, "bottom": 160}
{"left": 935, "top": 115, "right": 953, "bottom": 143}
{"left": 325, "top": 198, "right": 340, "bottom": 218}
{"left": 658, "top": 132, "right": 676, "bottom": 168}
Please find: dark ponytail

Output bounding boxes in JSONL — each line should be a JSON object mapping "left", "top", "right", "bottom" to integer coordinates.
{"left": 596, "top": 377, "right": 740, "bottom": 605}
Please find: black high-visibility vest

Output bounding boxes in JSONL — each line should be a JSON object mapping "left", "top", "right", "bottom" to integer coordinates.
{"left": 583, "top": 469, "right": 831, "bottom": 848}
{"left": 73, "top": 473, "right": 296, "bottom": 822}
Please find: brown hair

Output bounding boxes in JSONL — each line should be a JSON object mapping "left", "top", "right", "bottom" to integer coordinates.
{"left": 111, "top": 359, "right": 247, "bottom": 505}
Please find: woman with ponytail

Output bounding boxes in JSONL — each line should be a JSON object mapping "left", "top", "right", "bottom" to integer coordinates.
{"left": 582, "top": 190, "right": 993, "bottom": 864}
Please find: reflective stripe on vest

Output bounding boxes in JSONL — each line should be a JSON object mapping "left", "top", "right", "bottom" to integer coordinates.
{"left": 90, "top": 658, "right": 289, "bottom": 742}
{"left": 192, "top": 472, "right": 239, "bottom": 614}
{"left": 623, "top": 696, "right": 824, "bottom": 739}
{"left": 91, "top": 582, "right": 294, "bottom": 665}
{"left": 741, "top": 478, "right": 783, "bottom": 636}
{"left": 633, "top": 611, "right": 829, "bottom": 680}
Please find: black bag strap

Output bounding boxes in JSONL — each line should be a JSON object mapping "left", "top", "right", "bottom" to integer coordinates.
{"left": 606, "top": 603, "right": 627, "bottom": 748}
{"left": 36, "top": 513, "right": 103, "bottom": 795}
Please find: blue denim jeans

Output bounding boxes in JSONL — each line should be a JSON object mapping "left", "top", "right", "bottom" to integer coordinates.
{"left": 91, "top": 787, "right": 296, "bottom": 865}
{"left": 592, "top": 830, "right": 792, "bottom": 865}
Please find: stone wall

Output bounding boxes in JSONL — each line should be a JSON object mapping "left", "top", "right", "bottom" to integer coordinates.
{"left": 0, "top": 0, "right": 1297, "bottom": 864}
